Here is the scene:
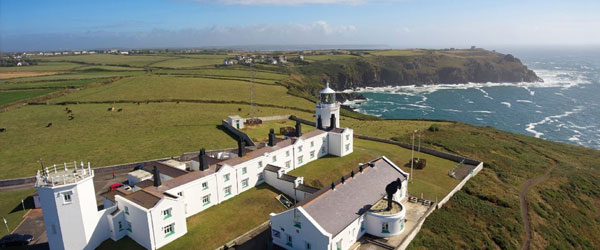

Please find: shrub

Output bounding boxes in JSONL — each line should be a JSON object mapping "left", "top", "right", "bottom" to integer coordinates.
{"left": 428, "top": 124, "right": 440, "bottom": 132}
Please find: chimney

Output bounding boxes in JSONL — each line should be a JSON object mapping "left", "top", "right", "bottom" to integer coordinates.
{"left": 350, "top": 170, "right": 355, "bottom": 178}
{"left": 317, "top": 115, "right": 323, "bottom": 130}
{"left": 359, "top": 165, "right": 363, "bottom": 172}
{"left": 268, "top": 129, "right": 275, "bottom": 147}
{"left": 199, "top": 148, "right": 208, "bottom": 171}
{"left": 295, "top": 121, "right": 302, "bottom": 137}
{"left": 341, "top": 176, "right": 345, "bottom": 184}
{"left": 237, "top": 138, "right": 246, "bottom": 157}
{"left": 153, "top": 166, "right": 161, "bottom": 187}
{"left": 330, "top": 114, "right": 336, "bottom": 129}
{"left": 331, "top": 182, "right": 335, "bottom": 190}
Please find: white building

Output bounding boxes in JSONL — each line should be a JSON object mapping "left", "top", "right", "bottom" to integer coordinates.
{"left": 316, "top": 82, "right": 340, "bottom": 129}
{"left": 227, "top": 115, "right": 245, "bottom": 129}
{"left": 36, "top": 83, "right": 354, "bottom": 249}
{"left": 269, "top": 156, "right": 409, "bottom": 250}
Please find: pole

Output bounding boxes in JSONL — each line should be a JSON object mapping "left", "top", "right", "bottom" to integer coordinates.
{"left": 411, "top": 131, "right": 415, "bottom": 182}
{"left": 3, "top": 217, "right": 8, "bottom": 233}
{"left": 21, "top": 200, "right": 25, "bottom": 212}
{"left": 417, "top": 130, "right": 422, "bottom": 161}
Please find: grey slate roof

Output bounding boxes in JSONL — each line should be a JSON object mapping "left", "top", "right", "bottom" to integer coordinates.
{"left": 264, "top": 164, "right": 281, "bottom": 173}
{"left": 301, "top": 158, "right": 407, "bottom": 237}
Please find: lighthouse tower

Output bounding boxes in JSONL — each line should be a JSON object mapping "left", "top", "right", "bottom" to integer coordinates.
{"left": 315, "top": 82, "right": 340, "bottom": 129}
{"left": 35, "top": 162, "right": 108, "bottom": 250}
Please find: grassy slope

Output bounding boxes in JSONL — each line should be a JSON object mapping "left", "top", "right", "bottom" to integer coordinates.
{"left": 0, "top": 89, "right": 57, "bottom": 106}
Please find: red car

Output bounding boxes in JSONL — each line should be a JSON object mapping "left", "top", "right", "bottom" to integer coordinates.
{"left": 109, "top": 183, "right": 123, "bottom": 191}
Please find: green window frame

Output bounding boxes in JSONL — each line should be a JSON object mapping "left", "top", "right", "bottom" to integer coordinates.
{"left": 242, "top": 167, "right": 247, "bottom": 175}
{"left": 202, "top": 182, "right": 208, "bottom": 190}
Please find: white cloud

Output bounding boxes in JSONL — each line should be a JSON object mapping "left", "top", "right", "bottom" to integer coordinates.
{"left": 195, "top": 0, "right": 368, "bottom": 5}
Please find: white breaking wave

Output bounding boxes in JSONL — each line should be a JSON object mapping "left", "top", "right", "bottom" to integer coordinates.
{"left": 342, "top": 68, "right": 591, "bottom": 97}
{"left": 471, "top": 110, "right": 495, "bottom": 114}
{"left": 501, "top": 102, "right": 511, "bottom": 108}
{"left": 442, "top": 109, "right": 462, "bottom": 112}
{"left": 525, "top": 106, "right": 585, "bottom": 138}
{"left": 516, "top": 100, "right": 534, "bottom": 104}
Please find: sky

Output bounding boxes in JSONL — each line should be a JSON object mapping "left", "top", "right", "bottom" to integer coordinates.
{"left": 1, "top": 0, "right": 599, "bottom": 51}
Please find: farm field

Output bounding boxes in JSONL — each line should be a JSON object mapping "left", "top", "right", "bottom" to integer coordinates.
{"left": 149, "top": 57, "right": 226, "bottom": 68}
{"left": 0, "top": 71, "right": 145, "bottom": 83}
{"left": 36, "top": 54, "right": 175, "bottom": 67}
{"left": 0, "top": 61, "right": 81, "bottom": 73}
{"left": 0, "top": 79, "right": 103, "bottom": 89}
{"left": 0, "top": 89, "right": 57, "bottom": 106}
{"left": 50, "top": 75, "right": 315, "bottom": 110}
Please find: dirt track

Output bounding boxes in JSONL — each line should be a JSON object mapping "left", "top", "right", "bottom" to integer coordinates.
{"left": 519, "top": 160, "right": 556, "bottom": 250}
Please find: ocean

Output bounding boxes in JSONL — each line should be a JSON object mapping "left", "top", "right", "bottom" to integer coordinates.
{"left": 345, "top": 47, "right": 600, "bottom": 149}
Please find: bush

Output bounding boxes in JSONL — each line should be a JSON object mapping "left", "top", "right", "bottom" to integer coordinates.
{"left": 428, "top": 124, "right": 440, "bottom": 132}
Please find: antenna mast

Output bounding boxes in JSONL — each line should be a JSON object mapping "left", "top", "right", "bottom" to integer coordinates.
{"left": 250, "top": 61, "right": 257, "bottom": 119}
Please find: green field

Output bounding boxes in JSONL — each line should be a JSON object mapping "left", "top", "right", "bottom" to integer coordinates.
{"left": 0, "top": 79, "right": 103, "bottom": 89}
{"left": 50, "top": 75, "right": 314, "bottom": 110}
{"left": 0, "top": 89, "right": 57, "bottom": 106}
{"left": 0, "top": 61, "right": 82, "bottom": 72}
{"left": 149, "top": 57, "right": 226, "bottom": 68}
{"left": 37, "top": 54, "right": 175, "bottom": 67}
{"left": 1, "top": 71, "right": 145, "bottom": 83}
{"left": 0, "top": 189, "right": 36, "bottom": 234}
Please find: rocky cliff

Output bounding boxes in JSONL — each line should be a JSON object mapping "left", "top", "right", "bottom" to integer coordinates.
{"left": 297, "top": 49, "right": 542, "bottom": 91}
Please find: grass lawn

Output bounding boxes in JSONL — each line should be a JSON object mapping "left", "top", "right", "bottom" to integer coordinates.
{"left": 50, "top": 75, "right": 315, "bottom": 110}
{"left": 344, "top": 119, "right": 453, "bottom": 140}
{"left": 0, "top": 89, "right": 57, "bottom": 106}
{"left": 98, "top": 184, "right": 286, "bottom": 250}
{"left": 242, "top": 119, "right": 316, "bottom": 143}
{"left": 0, "top": 103, "right": 315, "bottom": 180}
{"left": 290, "top": 139, "right": 459, "bottom": 200}
{"left": 0, "top": 189, "right": 36, "bottom": 238}
{"left": 74, "top": 65, "right": 145, "bottom": 71}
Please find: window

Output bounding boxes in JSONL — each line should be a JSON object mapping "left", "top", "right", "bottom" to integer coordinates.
{"left": 272, "top": 155, "right": 277, "bottom": 162}
{"left": 286, "top": 234, "right": 293, "bottom": 247}
{"left": 305, "top": 242, "right": 312, "bottom": 250}
{"left": 345, "top": 143, "right": 350, "bottom": 152}
{"left": 285, "top": 161, "right": 291, "bottom": 169}
{"left": 257, "top": 173, "right": 264, "bottom": 182}
{"left": 62, "top": 191, "right": 72, "bottom": 204}
{"left": 310, "top": 141, "right": 314, "bottom": 147}
{"left": 163, "top": 223, "right": 175, "bottom": 237}
{"left": 242, "top": 178, "right": 249, "bottom": 188}
{"left": 298, "top": 146, "right": 303, "bottom": 152}
{"left": 118, "top": 221, "right": 123, "bottom": 231}
{"left": 242, "top": 167, "right": 247, "bottom": 175}
{"left": 297, "top": 156, "right": 303, "bottom": 164}
{"left": 286, "top": 151, "right": 290, "bottom": 157}
{"left": 224, "top": 174, "right": 230, "bottom": 182}
{"left": 162, "top": 208, "right": 172, "bottom": 219}
{"left": 310, "top": 151, "right": 315, "bottom": 159}
{"left": 346, "top": 134, "right": 350, "bottom": 140}
{"left": 321, "top": 147, "right": 326, "bottom": 154}
{"left": 202, "top": 182, "right": 208, "bottom": 190}
{"left": 382, "top": 222, "right": 390, "bottom": 233}
{"left": 202, "top": 195, "right": 210, "bottom": 206}
{"left": 124, "top": 206, "right": 129, "bottom": 215}
{"left": 272, "top": 229, "right": 281, "bottom": 238}
{"left": 224, "top": 186, "right": 232, "bottom": 197}
{"left": 294, "top": 215, "right": 301, "bottom": 228}
{"left": 322, "top": 137, "right": 327, "bottom": 143}
{"left": 258, "top": 161, "right": 263, "bottom": 168}
{"left": 336, "top": 239, "right": 342, "bottom": 250}
{"left": 177, "top": 191, "right": 183, "bottom": 197}
{"left": 127, "top": 221, "right": 132, "bottom": 232}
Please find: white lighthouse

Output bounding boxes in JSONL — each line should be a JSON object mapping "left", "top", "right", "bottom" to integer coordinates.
{"left": 36, "top": 162, "right": 110, "bottom": 250}
{"left": 316, "top": 82, "right": 340, "bottom": 129}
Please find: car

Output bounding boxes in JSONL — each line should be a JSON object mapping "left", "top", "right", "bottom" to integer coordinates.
{"left": 109, "top": 183, "right": 123, "bottom": 191}
{"left": 0, "top": 233, "right": 34, "bottom": 247}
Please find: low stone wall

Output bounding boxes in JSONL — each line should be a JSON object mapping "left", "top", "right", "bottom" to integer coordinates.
{"left": 255, "top": 115, "right": 291, "bottom": 122}
{"left": 289, "top": 115, "right": 316, "bottom": 127}
{"left": 436, "top": 162, "right": 484, "bottom": 208}
{"left": 397, "top": 205, "right": 437, "bottom": 250}
{"left": 355, "top": 135, "right": 481, "bottom": 166}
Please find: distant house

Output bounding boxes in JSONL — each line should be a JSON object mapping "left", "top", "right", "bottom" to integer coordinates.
{"left": 89, "top": 51, "right": 97, "bottom": 54}
{"left": 268, "top": 58, "right": 278, "bottom": 65}
{"left": 298, "top": 54, "right": 304, "bottom": 61}
{"left": 223, "top": 59, "right": 238, "bottom": 65}
{"left": 16, "top": 62, "right": 22, "bottom": 66}
{"left": 120, "top": 51, "right": 129, "bottom": 55}
{"left": 73, "top": 51, "right": 81, "bottom": 55}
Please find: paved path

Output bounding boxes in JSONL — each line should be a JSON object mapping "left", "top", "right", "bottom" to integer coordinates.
{"left": 519, "top": 160, "right": 556, "bottom": 250}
